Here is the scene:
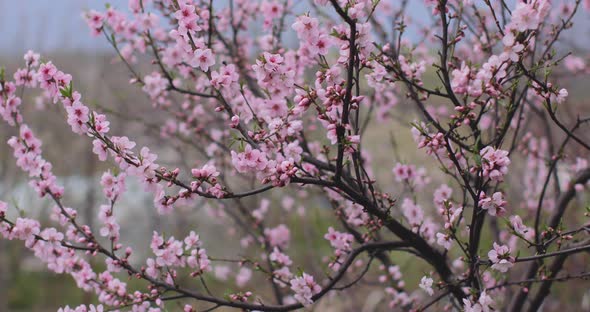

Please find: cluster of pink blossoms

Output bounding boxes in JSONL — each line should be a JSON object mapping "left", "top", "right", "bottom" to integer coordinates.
{"left": 479, "top": 146, "right": 511, "bottom": 182}
{"left": 462, "top": 291, "right": 494, "bottom": 312}
{"left": 252, "top": 52, "right": 295, "bottom": 98}
{"left": 7, "top": 125, "right": 64, "bottom": 198}
{"left": 269, "top": 247, "right": 294, "bottom": 288}
{"left": 401, "top": 198, "right": 438, "bottom": 244}
{"left": 148, "top": 231, "right": 211, "bottom": 278}
{"left": 479, "top": 192, "right": 507, "bottom": 217}
{"left": 324, "top": 227, "right": 354, "bottom": 269}
{"left": 1, "top": 50, "right": 243, "bottom": 309}
{"left": 100, "top": 170, "right": 126, "bottom": 201}
{"left": 289, "top": 273, "right": 321, "bottom": 307}
{"left": 210, "top": 64, "right": 239, "bottom": 89}
{"left": 393, "top": 162, "right": 431, "bottom": 189}
{"left": 0, "top": 202, "right": 133, "bottom": 308}
{"left": 264, "top": 224, "right": 290, "bottom": 248}
{"left": 292, "top": 15, "right": 331, "bottom": 58}
{"left": 231, "top": 144, "right": 298, "bottom": 187}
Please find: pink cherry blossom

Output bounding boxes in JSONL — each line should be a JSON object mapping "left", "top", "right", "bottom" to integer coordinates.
{"left": 488, "top": 242, "right": 514, "bottom": 273}
{"left": 191, "top": 48, "right": 215, "bottom": 72}
{"left": 264, "top": 224, "right": 290, "bottom": 248}
{"left": 290, "top": 273, "right": 321, "bottom": 306}
{"left": 419, "top": 276, "right": 434, "bottom": 296}
{"left": 479, "top": 192, "right": 507, "bottom": 217}
{"left": 480, "top": 146, "right": 511, "bottom": 182}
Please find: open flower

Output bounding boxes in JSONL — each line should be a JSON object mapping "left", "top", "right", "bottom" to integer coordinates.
{"left": 419, "top": 276, "right": 434, "bottom": 296}
{"left": 488, "top": 242, "right": 514, "bottom": 272}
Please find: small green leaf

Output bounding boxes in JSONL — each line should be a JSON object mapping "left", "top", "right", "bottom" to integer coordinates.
{"left": 473, "top": 154, "right": 482, "bottom": 166}
{"left": 59, "top": 88, "right": 69, "bottom": 98}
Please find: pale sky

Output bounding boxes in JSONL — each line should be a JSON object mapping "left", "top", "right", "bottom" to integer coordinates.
{"left": 0, "top": 0, "right": 586, "bottom": 57}
{"left": 0, "top": 0, "right": 113, "bottom": 55}
{"left": 0, "top": 0, "right": 428, "bottom": 56}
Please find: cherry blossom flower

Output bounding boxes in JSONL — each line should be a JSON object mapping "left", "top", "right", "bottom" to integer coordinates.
{"left": 479, "top": 192, "right": 507, "bottom": 217}
{"left": 269, "top": 247, "right": 293, "bottom": 267}
{"left": 290, "top": 273, "right": 321, "bottom": 306}
{"left": 324, "top": 227, "right": 354, "bottom": 255}
{"left": 264, "top": 224, "right": 290, "bottom": 248}
{"left": 142, "top": 72, "right": 167, "bottom": 99}
{"left": 419, "top": 276, "right": 434, "bottom": 296}
{"left": 510, "top": 215, "right": 529, "bottom": 235}
{"left": 191, "top": 48, "right": 215, "bottom": 72}
{"left": 488, "top": 242, "right": 514, "bottom": 273}
{"left": 436, "top": 232, "right": 452, "bottom": 250}
{"left": 480, "top": 146, "right": 511, "bottom": 182}
{"left": 235, "top": 267, "right": 252, "bottom": 288}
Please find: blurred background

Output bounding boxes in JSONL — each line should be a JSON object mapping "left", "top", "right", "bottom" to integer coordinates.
{"left": 1, "top": 1, "right": 590, "bottom": 311}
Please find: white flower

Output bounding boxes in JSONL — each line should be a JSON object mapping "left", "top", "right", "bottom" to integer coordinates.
{"left": 478, "top": 291, "right": 494, "bottom": 312}
{"left": 463, "top": 299, "right": 483, "bottom": 312}
{"left": 436, "top": 232, "right": 452, "bottom": 250}
{"left": 488, "top": 242, "right": 514, "bottom": 273}
{"left": 419, "top": 276, "right": 434, "bottom": 296}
